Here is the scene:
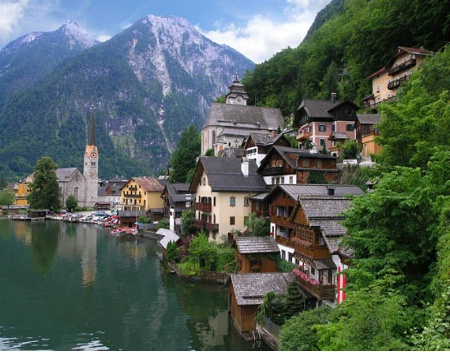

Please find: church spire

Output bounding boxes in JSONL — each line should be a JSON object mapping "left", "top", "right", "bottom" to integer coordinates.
{"left": 88, "top": 107, "right": 96, "bottom": 146}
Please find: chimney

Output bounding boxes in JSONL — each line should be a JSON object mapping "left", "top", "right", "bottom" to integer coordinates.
{"left": 331, "top": 92, "right": 337, "bottom": 103}
{"left": 241, "top": 157, "right": 249, "bottom": 177}
{"left": 327, "top": 184, "right": 336, "bottom": 196}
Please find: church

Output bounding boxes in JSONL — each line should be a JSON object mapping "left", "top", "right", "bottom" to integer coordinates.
{"left": 56, "top": 112, "right": 99, "bottom": 209}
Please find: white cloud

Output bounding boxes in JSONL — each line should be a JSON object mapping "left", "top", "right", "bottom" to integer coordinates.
{"left": 0, "top": 0, "right": 30, "bottom": 39}
{"left": 199, "top": 0, "right": 330, "bottom": 63}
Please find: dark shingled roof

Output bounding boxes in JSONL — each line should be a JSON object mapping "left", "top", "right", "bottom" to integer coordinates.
{"left": 357, "top": 113, "right": 381, "bottom": 125}
{"left": 236, "top": 236, "right": 280, "bottom": 254}
{"left": 203, "top": 103, "right": 283, "bottom": 130}
{"left": 192, "top": 157, "right": 267, "bottom": 192}
{"left": 230, "top": 273, "right": 294, "bottom": 306}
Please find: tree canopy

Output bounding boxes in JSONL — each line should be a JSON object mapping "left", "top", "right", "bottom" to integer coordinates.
{"left": 27, "top": 157, "right": 61, "bottom": 210}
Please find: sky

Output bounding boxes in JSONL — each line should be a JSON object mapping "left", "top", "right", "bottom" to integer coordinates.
{"left": 0, "top": 0, "right": 331, "bottom": 63}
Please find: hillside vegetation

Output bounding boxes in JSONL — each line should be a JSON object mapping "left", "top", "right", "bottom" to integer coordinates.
{"left": 242, "top": 0, "right": 450, "bottom": 115}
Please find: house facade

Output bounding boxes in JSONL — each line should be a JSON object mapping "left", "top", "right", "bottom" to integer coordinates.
{"left": 189, "top": 157, "right": 268, "bottom": 243}
{"left": 362, "top": 46, "right": 433, "bottom": 109}
{"left": 266, "top": 184, "right": 365, "bottom": 306}
{"left": 258, "top": 145, "right": 340, "bottom": 185}
{"left": 120, "top": 177, "right": 164, "bottom": 211}
{"left": 355, "top": 113, "right": 382, "bottom": 158}
{"left": 161, "top": 183, "right": 194, "bottom": 234}
{"left": 234, "top": 236, "right": 279, "bottom": 274}
{"left": 294, "top": 95, "right": 359, "bottom": 153}
{"left": 243, "top": 132, "right": 291, "bottom": 167}
{"left": 201, "top": 76, "right": 284, "bottom": 156}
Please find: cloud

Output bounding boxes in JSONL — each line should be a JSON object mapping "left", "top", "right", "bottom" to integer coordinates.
{"left": 199, "top": 0, "right": 330, "bottom": 63}
{"left": 0, "top": 0, "right": 30, "bottom": 39}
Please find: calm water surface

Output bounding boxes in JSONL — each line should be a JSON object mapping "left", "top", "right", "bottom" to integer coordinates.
{"left": 0, "top": 218, "right": 267, "bottom": 351}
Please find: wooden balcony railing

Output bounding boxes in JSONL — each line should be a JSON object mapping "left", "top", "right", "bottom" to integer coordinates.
{"left": 295, "top": 276, "right": 336, "bottom": 301}
{"left": 388, "top": 75, "right": 409, "bottom": 90}
{"left": 194, "top": 202, "right": 212, "bottom": 212}
{"left": 261, "top": 166, "right": 283, "bottom": 176}
{"left": 275, "top": 235, "right": 330, "bottom": 259}
{"left": 194, "top": 219, "right": 218, "bottom": 232}
{"left": 388, "top": 58, "right": 416, "bottom": 75}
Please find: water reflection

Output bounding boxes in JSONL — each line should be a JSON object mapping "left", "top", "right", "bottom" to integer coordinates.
{"left": 0, "top": 220, "right": 266, "bottom": 351}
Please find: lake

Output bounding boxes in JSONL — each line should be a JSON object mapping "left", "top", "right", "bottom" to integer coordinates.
{"left": 0, "top": 218, "right": 268, "bottom": 351}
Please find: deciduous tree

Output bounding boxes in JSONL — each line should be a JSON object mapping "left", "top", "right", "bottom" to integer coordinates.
{"left": 27, "top": 157, "right": 60, "bottom": 210}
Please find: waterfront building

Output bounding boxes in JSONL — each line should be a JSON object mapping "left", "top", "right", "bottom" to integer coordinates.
{"left": 190, "top": 156, "right": 268, "bottom": 243}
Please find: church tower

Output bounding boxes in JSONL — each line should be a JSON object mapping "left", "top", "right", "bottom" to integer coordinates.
{"left": 225, "top": 73, "right": 249, "bottom": 105}
{"left": 83, "top": 108, "right": 99, "bottom": 208}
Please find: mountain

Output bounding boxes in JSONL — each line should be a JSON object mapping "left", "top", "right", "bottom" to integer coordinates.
{"left": 0, "top": 15, "right": 255, "bottom": 180}
{"left": 0, "top": 21, "right": 98, "bottom": 105}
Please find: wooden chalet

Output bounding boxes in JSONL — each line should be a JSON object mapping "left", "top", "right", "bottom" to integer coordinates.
{"left": 243, "top": 132, "right": 291, "bottom": 167}
{"left": 118, "top": 210, "right": 146, "bottom": 227}
{"left": 355, "top": 113, "right": 382, "bottom": 158}
{"left": 258, "top": 145, "right": 340, "bottom": 185}
{"left": 233, "top": 236, "right": 279, "bottom": 274}
{"left": 265, "top": 184, "right": 365, "bottom": 305}
{"left": 160, "top": 183, "right": 194, "bottom": 234}
{"left": 228, "top": 272, "right": 294, "bottom": 333}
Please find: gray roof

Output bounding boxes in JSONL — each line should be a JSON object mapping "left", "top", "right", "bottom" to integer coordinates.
{"left": 236, "top": 236, "right": 280, "bottom": 254}
{"left": 193, "top": 157, "right": 267, "bottom": 192}
{"left": 56, "top": 167, "right": 80, "bottom": 181}
{"left": 156, "top": 228, "right": 180, "bottom": 249}
{"left": 297, "top": 99, "right": 342, "bottom": 118}
{"left": 357, "top": 113, "right": 381, "bottom": 125}
{"left": 203, "top": 103, "right": 283, "bottom": 131}
{"left": 277, "top": 184, "right": 365, "bottom": 199}
{"left": 119, "top": 210, "right": 146, "bottom": 218}
{"left": 230, "top": 273, "right": 294, "bottom": 306}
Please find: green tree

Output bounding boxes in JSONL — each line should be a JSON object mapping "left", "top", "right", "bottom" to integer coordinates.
{"left": 244, "top": 212, "right": 270, "bottom": 237}
{"left": 180, "top": 209, "right": 195, "bottom": 237}
{"left": 27, "top": 157, "right": 60, "bottom": 210}
{"left": 166, "top": 241, "right": 179, "bottom": 262}
{"left": 156, "top": 218, "right": 170, "bottom": 230}
{"left": 65, "top": 194, "right": 77, "bottom": 212}
{"left": 279, "top": 306, "right": 332, "bottom": 351}
{"left": 168, "top": 124, "right": 201, "bottom": 183}
{"left": 188, "top": 232, "right": 217, "bottom": 270}
{"left": 0, "top": 188, "right": 15, "bottom": 209}
{"left": 316, "top": 281, "right": 416, "bottom": 350}
{"left": 339, "top": 140, "right": 359, "bottom": 160}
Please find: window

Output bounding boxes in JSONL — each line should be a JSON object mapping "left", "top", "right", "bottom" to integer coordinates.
{"left": 230, "top": 216, "right": 235, "bottom": 225}
{"left": 311, "top": 267, "right": 316, "bottom": 275}
{"left": 320, "top": 138, "right": 326, "bottom": 146}
{"left": 243, "top": 197, "right": 249, "bottom": 207}
{"left": 289, "top": 176, "right": 294, "bottom": 184}
{"left": 376, "top": 84, "right": 380, "bottom": 93}
{"left": 319, "top": 124, "right": 326, "bottom": 132}
{"left": 346, "top": 124, "right": 354, "bottom": 131}
{"left": 91, "top": 162, "right": 96, "bottom": 166}
{"left": 213, "top": 197, "right": 216, "bottom": 206}
{"left": 230, "top": 196, "right": 236, "bottom": 207}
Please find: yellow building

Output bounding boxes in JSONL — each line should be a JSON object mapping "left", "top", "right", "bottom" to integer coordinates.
{"left": 190, "top": 157, "right": 267, "bottom": 243}
{"left": 363, "top": 46, "right": 433, "bottom": 109}
{"left": 120, "top": 177, "right": 164, "bottom": 211}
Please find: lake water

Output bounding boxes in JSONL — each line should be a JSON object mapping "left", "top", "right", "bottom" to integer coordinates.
{"left": 0, "top": 218, "right": 267, "bottom": 351}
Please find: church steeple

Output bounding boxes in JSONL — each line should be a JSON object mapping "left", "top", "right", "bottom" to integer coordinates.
{"left": 225, "top": 72, "right": 249, "bottom": 105}
{"left": 83, "top": 107, "right": 99, "bottom": 208}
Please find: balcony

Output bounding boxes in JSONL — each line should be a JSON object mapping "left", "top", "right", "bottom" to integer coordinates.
{"left": 261, "top": 166, "right": 283, "bottom": 176}
{"left": 296, "top": 131, "right": 311, "bottom": 141}
{"left": 125, "top": 193, "right": 141, "bottom": 198}
{"left": 194, "top": 219, "right": 219, "bottom": 232}
{"left": 388, "top": 75, "right": 409, "bottom": 90}
{"left": 275, "top": 235, "right": 330, "bottom": 259}
{"left": 294, "top": 274, "right": 336, "bottom": 301}
{"left": 388, "top": 58, "right": 416, "bottom": 75}
{"left": 194, "top": 202, "right": 212, "bottom": 212}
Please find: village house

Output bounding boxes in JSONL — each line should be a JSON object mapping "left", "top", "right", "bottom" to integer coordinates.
{"left": 201, "top": 75, "right": 284, "bottom": 156}
{"left": 265, "top": 184, "right": 365, "bottom": 306}
{"left": 258, "top": 145, "right": 340, "bottom": 185}
{"left": 228, "top": 272, "right": 294, "bottom": 334}
{"left": 160, "top": 183, "right": 194, "bottom": 234}
{"left": 355, "top": 113, "right": 382, "bottom": 159}
{"left": 243, "top": 132, "right": 291, "bottom": 167}
{"left": 8, "top": 178, "right": 31, "bottom": 206}
{"left": 233, "top": 236, "right": 279, "bottom": 274}
{"left": 97, "top": 176, "right": 128, "bottom": 208}
{"left": 120, "top": 177, "right": 165, "bottom": 211}
{"left": 362, "top": 46, "right": 433, "bottom": 109}
{"left": 189, "top": 156, "right": 268, "bottom": 243}
{"left": 293, "top": 94, "right": 359, "bottom": 155}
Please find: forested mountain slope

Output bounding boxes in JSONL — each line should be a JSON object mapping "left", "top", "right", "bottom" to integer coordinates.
{"left": 243, "top": 0, "right": 450, "bottom": 116}
{"left": 0, "top": 16, "right": 254, "bottom": 180}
